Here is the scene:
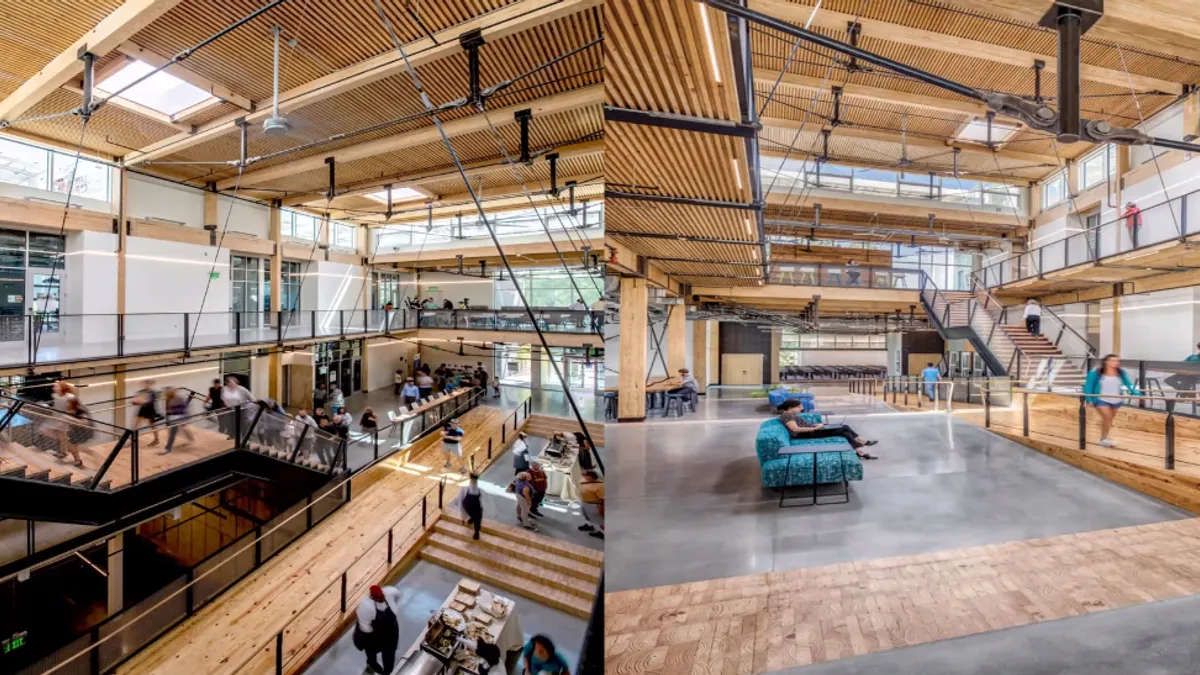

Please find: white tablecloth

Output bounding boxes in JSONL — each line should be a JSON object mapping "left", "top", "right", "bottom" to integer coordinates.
{"left": 405, "top": 580, "right": 525, "bottom": 665}
{"left": 538, "top": 446, "right": 582, "bottom": 502}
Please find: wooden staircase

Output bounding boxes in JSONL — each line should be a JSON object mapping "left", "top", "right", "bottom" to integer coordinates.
{"left": 1000, "top": 325, "right": 1088, "bottom": 390}
{"left": 0, "top": 441, "right": 106, "bottom": 489}
{"left": 421, "top": 516, "right": 602, "bottom": 619}
{"left": 523, "top": 414, "right": 604, "bottom": 447}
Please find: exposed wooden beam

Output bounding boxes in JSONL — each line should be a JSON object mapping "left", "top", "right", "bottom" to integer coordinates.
{"left": 281, "top": 139, "right": 605, "bottom": 207}
{"left": 760, "top": 117, "right": 1061, "bottom": 166}
{"left": 930, "top": 0, "right": 1200, "bottom": 65}
{"left": 170, "top": 97, "right": 227, "bottom": 124}
{"left": 765, "top": 191, "right": 1019, "bottom": 227}
{"left": 116, "top": 42, "right": 253, "bottom": 111}
{"left": 125, "top": 0, "right": 602, "bottom": 165}
{"left": 749, "top": 0, "right": 1184, "bottom": 94}
{"left": 347, "top": 173, "right": 594, "bottom": 221}
{"left": 217, "top": 85, "right": 602, "bottom": 190}
{"left": 372, "top": 235, "right": 604, "bottom": 264}
{"left": 753, "top": 68, "right": 990, "bottom": 117}
{"left": 757, "top": 146, "right": 1034, "bottom": 185}
{"left": 0, "top": 0, "right": 185, "bottom": 122}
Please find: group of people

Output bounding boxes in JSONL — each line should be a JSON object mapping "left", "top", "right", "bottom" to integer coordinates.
{"left": 397, "top": 361, "right": 500, "bottom": 405}
{"left": 354, "top": 580, "right": 571, "bottom": 675}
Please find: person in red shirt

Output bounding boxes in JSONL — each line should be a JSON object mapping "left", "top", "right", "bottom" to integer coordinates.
{"left": 1123, "top": 201, "right": 1142, "bottom": 248}
{"left": 527, "top": 463, "right": 549, "bottom": 517}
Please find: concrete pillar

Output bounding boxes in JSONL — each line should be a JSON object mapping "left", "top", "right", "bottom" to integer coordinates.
{"left": 107, "top": 533, "right": 124, "bottom": 615}
{"left": 268, "top": 201, "right": 282, "bottom": 401}
{"left": 618, "top": 277, "right": 647, "bottom": 421}
{"left": 665, "top": 304, "right": 686, "bottom": 375}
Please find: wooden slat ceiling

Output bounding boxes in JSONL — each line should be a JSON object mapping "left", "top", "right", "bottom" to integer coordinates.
{"left": 0, "top": 0, "right": 123, "bottom": 100}
{"left": 752, "top": 0, "right": 1194, "bottom": 174}
{"left": 606, "top": 0, "right": 759, "bottom": 284}
{"left": 1, "top": 0, "right": 603, "bottom": 225}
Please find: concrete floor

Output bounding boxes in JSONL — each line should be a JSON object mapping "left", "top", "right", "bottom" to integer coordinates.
{"left": 606, "top": 398, "right": 1191, "bottom": 592}
{"left": 785, "top": 592, "right": 1200, "bottom": 675}
{"left": 444, "top": 434, "right": 603, "bottom": 551}
{"left": 302, "top": 560, "right": 586, "bottom": 675}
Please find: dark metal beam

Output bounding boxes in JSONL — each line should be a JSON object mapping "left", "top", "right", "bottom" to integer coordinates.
{"left": 606, "top": 229, "right": 759, "bottom": 246}
{"left": 604, "top": 106, "right": 758, "bottom": 138}
{"left": 605, "top": 190, "right": 761, "bottom": 210}
{"left": 725, "top": 0, "right": 770, "bottom": 281}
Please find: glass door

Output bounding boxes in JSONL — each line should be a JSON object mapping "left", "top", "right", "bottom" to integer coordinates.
{"left": 231, "top": 255, "right": 261, "bottom": 329}
{"left": 28, "top": 270, "right": 61, "bottom": 333}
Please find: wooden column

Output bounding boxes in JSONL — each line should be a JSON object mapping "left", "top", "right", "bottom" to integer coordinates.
{"left": 708, "top": 321, "right": 720, "bottom": 385}
{"left": 116, "top": 168, "right": 129, "bottom": 316}
{"left": 360, "top": 339, "right": 370, "bottom": 393}
{"left": 1111, "top": 295, "right": 1122, "bottom": 355}
{"left": 665, "top": 303, "right": 686, "bottom": 375}
{"left": 618, "top": 276, "right": 647, "bottom": 421}
{"left": 692, "top": 320, "right": 708, "bottom": 390}
{"left": 1115, "top": 145, "right": 1131, "bottom": 253}
{"left": 1185, "top": 90, "right": 1200, "bottom": 141}
{"left": 107, "top": 532, "right": 124, "bottom": 614}
{"left": 203, "top": 187, "right": 217, "bottom": 229}
{"left": 268, "top": 201, "right": 282, "bottom": 401}
{"left": 1066, "top": 159, "right": 1080, "bottom": 197}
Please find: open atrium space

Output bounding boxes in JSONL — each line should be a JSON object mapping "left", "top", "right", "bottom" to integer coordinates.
{"left": 603, "top": 1, "right": 1200, "bottom": 674}
{"left": 0, "top": 2, "right": 604, "bottom": 675}
{"left": 11, "top": 0, "right": 1200, "bottom": 674}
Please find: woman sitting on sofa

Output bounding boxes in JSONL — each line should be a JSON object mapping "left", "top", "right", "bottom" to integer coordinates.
{"left": 777, "top": 399, "right": 880, "bottom": 460}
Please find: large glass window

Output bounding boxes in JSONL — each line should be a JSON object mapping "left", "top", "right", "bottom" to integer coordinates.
{"left": 494, "top": 270, "right": 602, "bottom": 309}
{"left": 375, "top": 227, "right": 411, "bottom": 249}
{"left": 0, "top": 229, "right": 65, "bottom": 271}
{"left": 1042, "top": 171, "right": 1067, "bottom": 208}
{"left": 0, "top": 137, "right": 111, "bottom": 201}
{"left": 231, "top": 255, "right": 262, "bottom": 324}
{"left": 332, "top": 222, "right": 357, "bottom": 249}
{"left": 1079, "top": 144, "right": 1117, "bottom": 191}
{"left": 372, "top": 272, "right": 402, "bottom": 309}
{"left": 265, "top": 260, "right": 302, "bottom": 312}
{"left": 779, "top": 330, "right": 886, "bottom": 367}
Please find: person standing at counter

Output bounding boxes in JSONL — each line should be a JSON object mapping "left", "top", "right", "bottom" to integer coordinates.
{"left": 355, "top": 584, "right": 402, "bottom": 675}
{"left": 512, "top": 432, "right": 531, "bottom": 474}
{"left": 521, "top": 635, "right": 570, "bottom": 675}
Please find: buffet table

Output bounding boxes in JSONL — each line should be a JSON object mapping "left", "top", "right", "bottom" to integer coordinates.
{"left": 400, "top": 579, "right": 523, "bottom": 675}
{"left": 537, "top": 439, "right": 583, "bottom": 502}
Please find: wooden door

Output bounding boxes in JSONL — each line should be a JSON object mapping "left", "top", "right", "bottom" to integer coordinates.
{"left": 722, "top": 353, "right": 763, "bottom": 385}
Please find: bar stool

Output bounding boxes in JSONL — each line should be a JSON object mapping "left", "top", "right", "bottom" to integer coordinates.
{"left": 604, "top": 392, "right": 618, "bottom": 420}
{"left": 663, "top": 392, "right": 687, "bottom": 417}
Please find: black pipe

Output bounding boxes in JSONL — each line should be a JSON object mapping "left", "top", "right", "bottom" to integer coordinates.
{"left": 605, "top": 190, "right": 760, "bottom": 210}
{"left": 1056, "top": 9, "right": 1083, "bottom": 142}
{"left": 80, "top": 53, "right": 95, "bottom": 122}
{"left": 605, "top": 229, "right": 760, "bottom": 245}
{"left": 698, "top": 0, "right": 987, "bottom": 102}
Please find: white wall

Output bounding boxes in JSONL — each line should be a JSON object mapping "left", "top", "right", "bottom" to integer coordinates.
{"left": 216, "top": 195, "right": 270, "bottom": 239}
{"left": 125, "top": 237, "right": 231, "bottom": 340}
{"left": 366, "top": 339, "right": 414, "bottom": 391}
{"left": 418, "top": 271, "right": 494, "bottom": 308}
{"left": 1100, "top": 287, "right": 1200, "bottom": 360}
{"left": 127, "top": 173, "right": 204, "bottom": 228}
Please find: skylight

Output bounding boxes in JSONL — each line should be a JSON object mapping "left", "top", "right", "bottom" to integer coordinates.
{"left": 365, "top": 187, "right": 426, "bottom": 204}
{"left": 956, "top": 117, "right": 1020, "bottom": 145}
{"left": 97, "top": 61, "right": 214, "bottom": 116}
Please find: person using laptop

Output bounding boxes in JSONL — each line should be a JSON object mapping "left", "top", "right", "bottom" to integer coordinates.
{"left": 777, "top": 399, "right": 879, "bottom": 459}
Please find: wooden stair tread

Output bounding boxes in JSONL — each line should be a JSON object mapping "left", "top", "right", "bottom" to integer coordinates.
{"left": 465, "top": 515, "right": 605, "bottom": 565}
{"left": 426, "top": 533, "right": 596, "bottom": 597}
{"left": 433, "top": 520, "right": 601, "bottom": 580}
{"left": 4, "top": 442, "right": 78, "bottom": 481}
{"left": 420, "top": 547, "right": 593, "bottom": 619}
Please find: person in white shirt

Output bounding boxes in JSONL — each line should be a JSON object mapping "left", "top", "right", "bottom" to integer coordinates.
{"left": 220, "top": 376, "right": 253, "bottom": 441}
{"left": 511, "top": 431, "right": 531, "bottom": 474}
{"left": 590, "top": 297, "right": 605, "bottom": 311}
{"left": 355, "top": 584, "right": 402, "bottom": 674}
{"left": 1023, "top": 298, "right": 1041, "bottom": 336}
{"left": 570, "top": 298, "right": 586, "bottom": 311}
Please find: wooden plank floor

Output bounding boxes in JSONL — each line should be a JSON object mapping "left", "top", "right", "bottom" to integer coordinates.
{"left": 113, "top": 402, "right": 519, "bottom": 675}
{"left": 606, "top": 518, "right": 1200, "bottom": 675}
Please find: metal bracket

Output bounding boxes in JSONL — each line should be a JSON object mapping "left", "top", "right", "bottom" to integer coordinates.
{"left": 514, "top": 109, "right": 533, "bottom": 163}
{"left": 459, "top": 29, "right": 485, "bottom": 104}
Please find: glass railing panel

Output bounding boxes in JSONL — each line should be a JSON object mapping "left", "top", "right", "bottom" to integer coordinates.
{"left": 182, "top": 312, "right": 235, "bottom": 351}
{"left": 281, "top": 310, "right": 314, "bottom": 342}
{"left": 31, "top": 314, "right": 119, "bottom": 363}
{"left": 313, "top": 310, "right": 342, "bottom": 337}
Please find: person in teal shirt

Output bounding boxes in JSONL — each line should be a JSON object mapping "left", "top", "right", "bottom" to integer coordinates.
{"left": 1186, "top": 343, "right": 1200, "bottom": 363}
{"left": 1083, "top": 354, "right": 1141, "bottom": 448}
{"left": 522, "top": 635, "right": 570, "bottom": 675}
{"left": 920, "top": 362, "right": 941, "bottom": 401}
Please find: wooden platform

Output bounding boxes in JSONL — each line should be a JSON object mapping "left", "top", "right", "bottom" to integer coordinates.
{"left": 523, "top": 413, "right": 605, "bottom": 446}
{"left": 113, "top": 403, "right": 521, "bottom": 675}
{"left": 422, "top": 516, "right": 602, "bottom": 619}
{"left": 606, "top": 518, "right": 1200, "bottom": 674}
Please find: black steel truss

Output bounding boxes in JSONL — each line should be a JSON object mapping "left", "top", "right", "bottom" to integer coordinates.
{"left": 605, "top": 190, "right": 761, "bottom": 210}
{"left": 603, "top": 106, "right": 759, "bottom": 138}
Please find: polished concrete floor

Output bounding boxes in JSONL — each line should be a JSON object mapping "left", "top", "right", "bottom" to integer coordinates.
{"left": 786, "top": 591, "right": 1200, "bottom": 675}
{"left": 606, "top": 399, "right": 1190, "bottom": 592}
{"left": 302, "top": 560, "right": 585, "bottom": 675}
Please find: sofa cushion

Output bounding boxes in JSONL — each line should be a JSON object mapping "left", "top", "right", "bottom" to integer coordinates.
{"left": 754, "top": 419, "right": 791, "bottom": 462}
{"left": 760, "top": 457, "right": 793, "bottom": 488}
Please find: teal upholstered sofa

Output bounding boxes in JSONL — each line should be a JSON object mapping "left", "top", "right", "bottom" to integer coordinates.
{"left": 755, "top": 416, "right": 863, "bottom": 505}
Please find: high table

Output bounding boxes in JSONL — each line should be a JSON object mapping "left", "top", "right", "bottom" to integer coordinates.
{"left": 400, "top": 579, "right": 523, "bottom": 675}
{"left": 605, "top": 378, "right": 680, "bottom": 412}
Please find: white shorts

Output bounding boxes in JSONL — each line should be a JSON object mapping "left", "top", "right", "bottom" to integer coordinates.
{"left": 442, "top": 441, "right": 462, "bottom": 456}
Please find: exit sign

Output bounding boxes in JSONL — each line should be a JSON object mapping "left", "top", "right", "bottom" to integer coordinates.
{"left": 209, "top": 272, "right": 220, "bottom": 279}
{"left": 2, "top": 631, "right": 27, "bottom": 654}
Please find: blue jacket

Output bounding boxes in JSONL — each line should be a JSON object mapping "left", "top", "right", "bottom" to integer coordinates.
{"left": 1083, "top": 367, "right": 1140, "bottom": 404}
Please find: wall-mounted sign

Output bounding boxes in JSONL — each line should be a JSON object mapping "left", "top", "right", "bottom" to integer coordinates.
{"left": 210, "top": 272, "right": 220, "bottom": 279}
{"left": 3, "top": 631, "right": 27, "bottom": 654}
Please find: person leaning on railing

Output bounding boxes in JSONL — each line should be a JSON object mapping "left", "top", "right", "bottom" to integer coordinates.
{"left": 1083, "top": 354, "right": 1141, "bottom": 448}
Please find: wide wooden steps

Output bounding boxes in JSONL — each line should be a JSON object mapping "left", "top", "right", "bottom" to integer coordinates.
{"left": 522, "top": 414, "right": 604, "bottom": 446}
{"left": 420, "top": 516, "right": 601, "bottom": 619}
{"left": 0, "top": 441, "right": 98, "bottom": 488}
